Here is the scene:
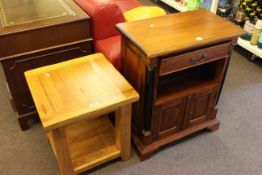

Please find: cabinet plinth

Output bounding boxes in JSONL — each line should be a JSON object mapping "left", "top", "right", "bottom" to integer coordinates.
{"left": 117, "top": 10, "right": 246, "bottom": 159}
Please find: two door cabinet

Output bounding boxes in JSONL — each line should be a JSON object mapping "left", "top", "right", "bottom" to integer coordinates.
{"left": 153, "top": 84, "right": 218, "bottom": 140}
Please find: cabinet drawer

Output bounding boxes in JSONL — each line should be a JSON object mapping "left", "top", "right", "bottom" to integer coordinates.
{"left": 159, "top": 42, "right": 231, "bottom": 76}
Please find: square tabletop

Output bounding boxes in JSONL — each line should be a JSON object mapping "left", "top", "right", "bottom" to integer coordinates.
{"left": 25, "top": 53, "right": 139, "bottom": 131}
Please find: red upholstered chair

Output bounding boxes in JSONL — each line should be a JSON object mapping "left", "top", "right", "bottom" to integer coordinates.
{"left": 74, "top": 0, "right": 142, "bottom": 70}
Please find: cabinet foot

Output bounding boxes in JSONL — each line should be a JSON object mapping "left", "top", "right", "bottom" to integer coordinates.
{"left": 33, "top": 116, "right": 40, "bottom": 123}
{"left": 206, "top": 120, "right": 220, "bottom": 132}
{"left": 137, "top": 151, "right": 155, "bottom": 161}
{"left": 18, "top": 117, "right": 30, "bottom": 131}
{"left": 18, "top": 111, "right": 39, "bottom": 131}
{"left": 132, "top": 134, "right": 156, "bottom": 161}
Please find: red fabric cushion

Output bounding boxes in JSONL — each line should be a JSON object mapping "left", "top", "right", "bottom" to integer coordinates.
{"left": 75, "top": 0, "right": 125, "bottom": 40}
{"left": 95, "top": 35, "right": 121, "bottom": 70}
{"left": 75, "top": 0, "right": 142, "bottom": 70}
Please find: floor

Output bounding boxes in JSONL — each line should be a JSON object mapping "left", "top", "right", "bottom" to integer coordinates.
{"left": 1, "top": 1, "right": 262, "bottom": 175}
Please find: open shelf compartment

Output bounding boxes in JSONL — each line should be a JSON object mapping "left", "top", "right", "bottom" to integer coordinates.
{"left": 156, "top": 59, "right": 225, "bottom": 104}
{"left": 47, "top": 116, "right": 120, "bottom": 174}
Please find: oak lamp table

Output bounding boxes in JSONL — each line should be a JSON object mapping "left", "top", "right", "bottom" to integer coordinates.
{"left": 24, "top": 53, "right": 139, "bottom": 175}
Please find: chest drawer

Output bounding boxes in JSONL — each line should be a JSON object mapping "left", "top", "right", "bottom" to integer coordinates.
{"left": 159, "top": 42, "right": 231, "bottom": 76}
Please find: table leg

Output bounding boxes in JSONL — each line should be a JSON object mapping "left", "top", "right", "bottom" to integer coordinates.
{"left": 52, "top": 127, "right": 75, "bottom": 175}
{"left": 115, "top": 104, "right": 132, "bottom": 161}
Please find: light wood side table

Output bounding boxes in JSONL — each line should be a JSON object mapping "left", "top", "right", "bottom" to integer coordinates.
{"left": 25, "top": 53, "right": 139, "bottom": 175}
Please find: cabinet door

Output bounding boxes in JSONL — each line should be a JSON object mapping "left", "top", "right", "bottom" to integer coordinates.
{"left": 153, "top": 96, "right": 186, "bottom": 139}
{"left": 183, "top": 86, "right": 217, "bottom": 128}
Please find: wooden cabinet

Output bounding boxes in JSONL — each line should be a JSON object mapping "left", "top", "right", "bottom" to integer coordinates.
{"left": 117, "top": 10, "right": 245, "bottom": 159}
{"left": 0, "top": 0, "right": 93, "bottom": 130}
{"left": 153, "top": 84, "right": 218, "bottom": 140}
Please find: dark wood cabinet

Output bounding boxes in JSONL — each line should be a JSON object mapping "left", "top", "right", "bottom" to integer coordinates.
{"left": 117, "top": 10, "right": 245, "bottom": 159}
{"left": 0, "top": 0, "right": 93, "bottom": 130}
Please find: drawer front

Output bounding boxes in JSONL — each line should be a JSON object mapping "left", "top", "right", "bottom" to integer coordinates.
{"left": 159, "top": 42, "right": 231, "bottom": 76}
{"left": 0, "top": 19, "right": 91, "bottom": 59}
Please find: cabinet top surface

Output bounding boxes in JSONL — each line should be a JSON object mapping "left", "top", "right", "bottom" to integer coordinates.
{"left": 0, "top": 0, "right": 89, "bottom": 35}
{"left": 25, "top": 53, "right": 139, "bottom": 131}
{"left": 117, "top": 10, "right": 246, "bottom": 58}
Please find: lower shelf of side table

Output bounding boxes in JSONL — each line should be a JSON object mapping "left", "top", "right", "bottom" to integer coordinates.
{"left": 48, "top": 117, "right": 120, "bottom": 174}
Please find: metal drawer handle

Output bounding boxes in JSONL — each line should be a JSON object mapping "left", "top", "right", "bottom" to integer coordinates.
{"left": 202, "top": 53, "right": 208, "bottom": 61}
{"left": 190, "top": 54, "right": 208, "bottom": 65}
{"left": 190, "top": 57, "right": 197, "bottom": 64}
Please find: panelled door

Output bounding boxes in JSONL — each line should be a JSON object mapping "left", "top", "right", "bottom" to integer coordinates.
{"left": 183, "top": 85, "right": 218, "bottom": 129}
{"left": 153, "top": 96, "right": 187, "bottom": 139}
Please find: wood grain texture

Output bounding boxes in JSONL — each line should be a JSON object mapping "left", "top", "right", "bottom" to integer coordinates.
{"left": 119, "top": 10, "right": 244, "bottom": 159}
{"left": 121, "top": 36, "right": 227, "bottom": 159}
{"left": 25, "top": 53, "right": 139, "bottom": 131}
{"left": 26, "top": 53, "right": 138, "bottom": 173}
{"left": 153, "top": 96, "right": 186, "bottom": 139}
{"left": 182, "top": 85, "right": 218, "bottom": 129}
{"left": 66, "top": 117, "right": 120, "bottom": 174}
{"left": 115, "top": 104, "right": 132, "bottom": 161}
{"left": 121, "top": 38, "right": 147, "bottom": 134}
{"left": 49, "top": 117, "right": 122, "bottom": 174}
{"left": 159, "top": 42, "right": 231, "bottom": 76}
{"left": 0, "top": 20, "right": 91, "bottom": 59}
{"left": 117, "top": 9, "right": 246, "bottom": 58}
{"left": 52, "top": 127, "right": 75, "bottom": 175}
{"left": 0, "top": 0, "right": 91, "bottom": 59}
